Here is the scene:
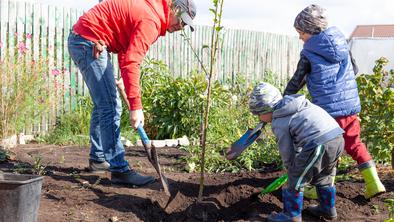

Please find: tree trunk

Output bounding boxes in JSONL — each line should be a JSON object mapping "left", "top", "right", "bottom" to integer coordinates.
{"left": 391, "top": 148, "right": 394, "bottom": 169}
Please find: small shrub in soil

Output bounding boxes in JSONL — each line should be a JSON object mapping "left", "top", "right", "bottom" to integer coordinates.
{"left": 357, "top": 57, "right": 394, "bottom": 166}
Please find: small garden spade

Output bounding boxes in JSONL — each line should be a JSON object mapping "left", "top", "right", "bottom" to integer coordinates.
{"left": 260, "top": 173, "right": 288, "bottom": 195}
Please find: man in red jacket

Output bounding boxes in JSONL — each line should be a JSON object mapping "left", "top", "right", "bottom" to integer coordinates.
{"left": 68, "top": 0, "right": 196, "bottom": 186}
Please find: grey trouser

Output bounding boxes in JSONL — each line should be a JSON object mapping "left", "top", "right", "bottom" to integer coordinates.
{"left": 287, "top": 136, "right": 344, "bottom": 192}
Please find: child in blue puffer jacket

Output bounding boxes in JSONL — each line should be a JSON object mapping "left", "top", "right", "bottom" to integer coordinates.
{"left": 284, "top": 4, "right": 385, "bottom": 200}
{"left": 249, "top": 82, "right": 344, "bottom": 222}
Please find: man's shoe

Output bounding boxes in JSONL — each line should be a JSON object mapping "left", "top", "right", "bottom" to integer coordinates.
{"left": 88, "top": 159, "right": 110, "bottom": 173}
{"left": 111, "top": 170, "right": 155, "bottom": 186}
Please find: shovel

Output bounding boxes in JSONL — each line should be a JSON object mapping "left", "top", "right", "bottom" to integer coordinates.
{"left": 137, "top": 124, "right": 171, "bottom": 196}
{"left": 226, "top": 122, "right": 266, "bottom": 160}
{"left": 116, "top": 80, "right": 170, "bottom": 196}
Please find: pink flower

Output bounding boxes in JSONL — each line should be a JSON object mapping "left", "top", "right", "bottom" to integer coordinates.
{"left": 0, "top": 42, "right": 3, "bottom": 48}
{"left": 51, "top": 69, "right": 61, "bottom": 76}
{"left": 26, "top": 33, "right": 32, "bottom": 39}
{"left": 14, "top": 32, "right": 18, "bottom": 37}
{"left": 18, "top": 41, "right": 28, "bottom": 55}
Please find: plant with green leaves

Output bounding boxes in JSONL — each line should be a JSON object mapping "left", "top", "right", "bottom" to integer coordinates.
{"left": 385, "top": 198, "right": 394, "bottom": 222}
{"left": 40, "top": 95, "right": 92, "bottom": 145}
{"left": 180, "top": 75, "right": 281, "bottom": 173}
{"left": 32, "top": 155, "right": 46, "bottom": 175}
{"left": 191, "top": 0, "right": 225, "bottom": 201}
{"left": 140, "top": 59, "right": 206, "bottom": 139}
{"left": 0, "top": 33, "right": 60, "bottom": 139}
{"left": 138, "top": 58, "right": 281, "bottom": 173}
{"left": 0, "top": 149, "right": 10, "bottom": 163}
{"left": 356, "top": 57, "right": 394, "bottom": 167}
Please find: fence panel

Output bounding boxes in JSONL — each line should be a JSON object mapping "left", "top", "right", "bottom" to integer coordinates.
{"left": 0, "top": 0, "right": 303, "bottom": 134}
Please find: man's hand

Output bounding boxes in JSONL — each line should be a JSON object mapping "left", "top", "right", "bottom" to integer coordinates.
{"left": 130, "top": 109, "right": 144, "bottom": 129}
{"left": 93, "top": 40, "right": 105, "bottom": 59}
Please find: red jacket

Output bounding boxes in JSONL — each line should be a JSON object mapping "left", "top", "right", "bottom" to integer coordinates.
{"left": 73, "top": 0, "right": 171, "bottom": 110}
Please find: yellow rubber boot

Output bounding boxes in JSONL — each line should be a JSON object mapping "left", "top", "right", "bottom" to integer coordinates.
{"left": 360, "top": 166, "right": 386, "bottom": 199}
{"left": 304, "top": 175, "right": 337, "bottom": 200}
{"left": 304, "top": 185, "right": 318, "bottom": 199}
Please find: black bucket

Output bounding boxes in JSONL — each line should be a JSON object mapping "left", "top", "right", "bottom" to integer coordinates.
{"left": 0, "top": 173, "right": 44, "bottom": 222}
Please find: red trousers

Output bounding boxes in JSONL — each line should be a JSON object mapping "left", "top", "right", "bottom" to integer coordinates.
{"left": 335, "top": 115, "right": 372, "bottom": 165}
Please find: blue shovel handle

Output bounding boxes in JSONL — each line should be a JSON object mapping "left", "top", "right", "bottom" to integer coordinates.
{"left": 137, "top": 124, "right": 150, "bottom": 146}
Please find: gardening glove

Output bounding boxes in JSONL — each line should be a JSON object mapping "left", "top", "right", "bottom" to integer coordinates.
{"left": 130, "top": 109, "right": 144, "bottom": 130}
{"left": 92, "top": 40, "right": 105, "bottom": 59}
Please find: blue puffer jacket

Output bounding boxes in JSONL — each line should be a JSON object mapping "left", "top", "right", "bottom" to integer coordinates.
{"left": 301, "top": 26, "right": 361, "bottom": 117}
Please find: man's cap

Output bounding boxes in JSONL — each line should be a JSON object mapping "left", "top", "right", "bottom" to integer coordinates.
{"left": 173, "top": 0, "right": 196, "bottom": 32}
{"left": 249, "top": 82, "right": 282, "bottom": 116}
{"left": 294, "top": 4, "right": 328, "bottom": 35}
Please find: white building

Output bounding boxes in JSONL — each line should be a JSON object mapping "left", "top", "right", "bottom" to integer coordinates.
{"left": 349, "top": 24, "right": 394, "bottom": 74}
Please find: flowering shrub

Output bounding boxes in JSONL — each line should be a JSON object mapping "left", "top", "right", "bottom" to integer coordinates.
{"left": 0, "top": 33, "right": 62, "bottom": 138}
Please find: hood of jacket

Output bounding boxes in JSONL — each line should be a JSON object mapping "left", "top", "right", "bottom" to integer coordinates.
{"left": 303, "top": 26, "right": 349, "bottom": 63}
{"left": 273, "top": 94, "right": 308, "bottom": 119}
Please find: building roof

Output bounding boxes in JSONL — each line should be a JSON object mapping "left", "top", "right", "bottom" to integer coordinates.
{"left": 350, "top": 24, "right": 394, "bottom": 38}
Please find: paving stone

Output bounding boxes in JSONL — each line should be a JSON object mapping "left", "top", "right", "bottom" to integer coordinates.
{"left": 165, "top": 139, "right": 178, "bottom": 147}
{"left": 178, "top": 136, "right": 190, "bottom": 146}
{"left": 151, "top": 140, "right": 166, "bottom": 148}
{"left": 0, "top": 135, "right": 17, "bottom": 148}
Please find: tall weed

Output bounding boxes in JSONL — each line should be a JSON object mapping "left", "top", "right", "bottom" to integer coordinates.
{"left": 0, "top": 34, "right": 60, "bottom": 139}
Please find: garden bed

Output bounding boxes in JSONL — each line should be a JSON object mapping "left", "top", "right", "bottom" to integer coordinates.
{"left": 1, "top": 144, "right": 393, "bottom": 221}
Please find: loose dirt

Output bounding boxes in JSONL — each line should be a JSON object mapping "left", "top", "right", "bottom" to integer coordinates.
{"left": 1, "top": 144, "right": 393, "bottom": 221}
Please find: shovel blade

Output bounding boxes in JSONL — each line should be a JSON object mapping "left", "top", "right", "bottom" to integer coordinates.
{"left": 137, "top": 125, "right": 171, "bottom": 196}
{"left": 151, "top": 146, "right": 171, "bottom": 195}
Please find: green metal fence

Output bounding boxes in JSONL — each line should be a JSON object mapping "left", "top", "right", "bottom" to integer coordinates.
{"left": 0, "top": 0, "right": 302, "bottom": 133}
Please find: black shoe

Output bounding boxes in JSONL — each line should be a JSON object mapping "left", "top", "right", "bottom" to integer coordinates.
{"left": 111, "top": 170, "right": 155, "bottom": 186}
{"left": 88, "top": 159, "right": 110, "bottom": 173}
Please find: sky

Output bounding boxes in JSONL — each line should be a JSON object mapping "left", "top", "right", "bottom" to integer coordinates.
{"left": 35, "top": 0, "right": 394, "bottom": 38}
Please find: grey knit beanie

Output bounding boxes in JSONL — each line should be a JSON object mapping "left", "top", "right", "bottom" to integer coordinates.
{"left": 294, "top": 4, "right": 328, "bottom": 34}
{"left": 249, "top": 82, "right": 282, "bottom": 116}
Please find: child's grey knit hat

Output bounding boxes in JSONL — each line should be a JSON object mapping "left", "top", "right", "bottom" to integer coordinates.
{"left": 294, "top": 4, "right": 328, "bottom": 34}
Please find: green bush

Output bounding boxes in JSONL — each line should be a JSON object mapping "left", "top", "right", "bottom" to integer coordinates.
{"left": 40, "top": 95, "right": 92, "bottom": 145}
{"left": 357, "top": 57, "right": 394, "bottom": 165}
{"left": 138, "top": 59, "right": 282, "bottom": 172}
{"left": 140, "top": 60, "right": 205, "bottom": 139}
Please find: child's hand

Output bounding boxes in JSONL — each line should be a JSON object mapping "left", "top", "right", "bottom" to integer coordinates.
{"left": 225, "top": 147, "right": 237, "bottom": 160}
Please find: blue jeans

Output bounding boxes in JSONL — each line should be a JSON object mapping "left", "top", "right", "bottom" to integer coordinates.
{"left": 67, "top": 32, "right": 130, "bottom": 173}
